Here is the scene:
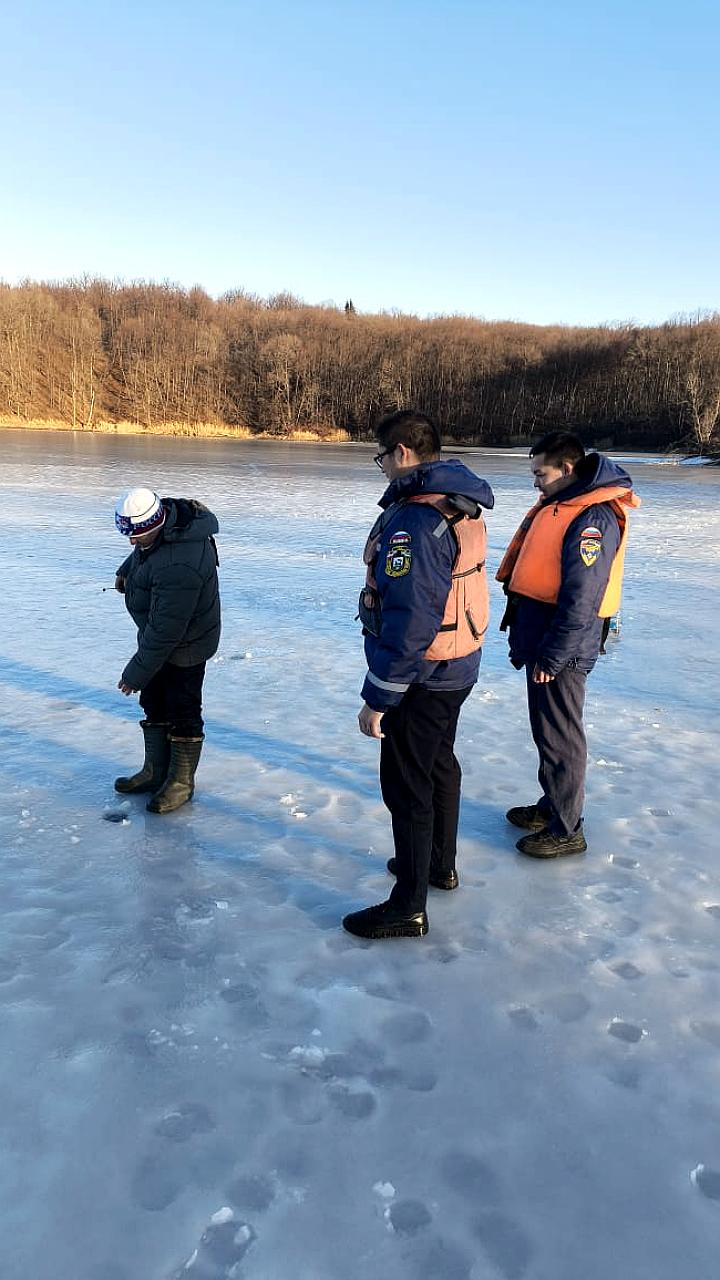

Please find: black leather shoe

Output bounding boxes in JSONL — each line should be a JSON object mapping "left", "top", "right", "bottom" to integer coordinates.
{"left": 342, "top": 900, "right": 429, "bottom": 939}
{"left": 505, "top": 804, "right": 551, "bottom": 831}
{"left": 386, "top": 857, "right": 458, "bottom": 891}
{"left": 516, "top": 828, "right": 587, "bottom": 859}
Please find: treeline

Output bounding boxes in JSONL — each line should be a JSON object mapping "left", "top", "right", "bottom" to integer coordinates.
{"left": 1, "top": 279, "right": 719, "bottom": 452}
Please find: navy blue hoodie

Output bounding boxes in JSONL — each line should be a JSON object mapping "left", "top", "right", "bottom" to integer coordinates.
{"left": 507, "top": 454, "right": 632, "bottom": 675}
{"left": 361, "top": 459, "right": 495, "bottom": 711}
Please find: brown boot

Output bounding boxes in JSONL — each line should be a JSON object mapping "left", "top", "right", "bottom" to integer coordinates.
{"left": 146, "top": 735, "right": 204, "bottom": 814}
{"left": 114, "top": 721, "right": 170, "bottom": 794}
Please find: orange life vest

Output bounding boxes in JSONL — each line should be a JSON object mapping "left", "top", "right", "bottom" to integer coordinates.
{"left": 362, "top": 494, "right": 489, "bottom": 660}
{"left": 496, "top": 484, "right": 641, "bottom": 617}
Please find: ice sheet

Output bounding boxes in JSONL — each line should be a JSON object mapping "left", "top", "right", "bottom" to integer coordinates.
{"left": 1, "top": 431, "right": 719, "bottom": 1280}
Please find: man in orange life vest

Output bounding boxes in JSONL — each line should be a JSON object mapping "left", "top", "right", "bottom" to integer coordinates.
{"left": 343, "top": 410, "right": 495, "bottom": 940}
{"left": 497, "top": 431, "right": 640, "bottom": 858}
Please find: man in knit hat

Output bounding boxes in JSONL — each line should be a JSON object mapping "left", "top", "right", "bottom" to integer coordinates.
{"left": 113, "top": 488, "right": 221, "bottom": 813}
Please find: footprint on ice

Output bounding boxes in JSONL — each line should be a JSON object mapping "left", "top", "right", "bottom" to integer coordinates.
{"left": 608, "top": 1018, "right": 646, "bottom": 1043}
{"left": 328, "top": 1084, "right": 377, "bottom": 1119}
{"left": 220, "top": 982, "right": 269, "bottom": 1028}
{"left": 316, "top": 1051, "right": 358, "bottom": 1081}
{"left": 507, "top": 1005, "right": 539, "bottom": 1031}
{"left": 415, "top": 1236, "right": 473, "bottom": 1280}
{"left": 472, "top": 1209, "right": 533, "bottom": 1280}
{"left": 611, "top": 916, "right": 640, "bottom": 938}
{"left": 381, "top": 1009, "right": 432, "bottom": 1045}
{"left": 606, "top": 1060, "right": 641, "bottom": 1089}
{"left": 595, "top": 889, "right": 623, "bottom": 904}
{"left": 280, "top": 1077, "right": 327, "bottom": 1125}
{"left": 608, "top": 854, "right": 640, "bottom": 870}
{"left": 368, "top": 1064, "right": 404, "bottom": 1087}
{"left": 154, "top": 1102, "right": 216, "bottom": 1142}
{"left": 690, "top": 1020, "right": 720, "bottom": 1048}
{"left": 667, "top": 963, "right": 691, "bottom": 979}
{"left": 227, "top": 1172, "right": 276, "bottom": 1212}
{"left": 649, "top": 808, "right": 672, "bottom": 818}
{"left": 429, "top": 943, "right": 463, "bottom": 964}
{"left": 102, "top": 800, "right": 131, "bottom": 824}
{"left": 564, "top": 934, "right": 615, "bottom": 962}
{"left": 438, "top": 1151, "right": 501, "bottom": 1204}
{"left": 131, "top": 1154, "right": 183, "bottom": 1210}
{"left": 403, "top": 1066, "right": 438, "bottom": 1092}
{"left": 265, "top": 1131, "right": 313, "bottom": 1179}
{"left": 541, "top": 991, "right": 591, "bottom": 1022}
{"left": 609, "top": 961, "right": 644, "bottom": 981}
{"left": 388, "top": 1198, "right": 432, "bottom": 1234}
{"left": 690, "top": 1164, "right": 720, "bottom": 1201}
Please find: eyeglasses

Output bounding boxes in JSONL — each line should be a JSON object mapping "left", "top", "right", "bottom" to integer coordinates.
{"left": 373, "top": 447, "right": 393, "bottom": 469}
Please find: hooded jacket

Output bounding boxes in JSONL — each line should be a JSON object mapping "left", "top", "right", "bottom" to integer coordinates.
{"left": 117, "top": 498, "right": 221, "bottom": 689}
{"left": 498, "top": 454, "right": 638, "bottom": 675}
{"left": 361, "top": 459, "right": 495, "bottom": 711}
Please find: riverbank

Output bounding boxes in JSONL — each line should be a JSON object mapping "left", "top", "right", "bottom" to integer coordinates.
{"left": 0, "top": 417, "right": 350, "bottom": 443}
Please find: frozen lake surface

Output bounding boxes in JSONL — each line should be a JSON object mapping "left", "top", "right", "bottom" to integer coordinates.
{"left": 1, "top": 430, "right": 719, "bottom": 1280}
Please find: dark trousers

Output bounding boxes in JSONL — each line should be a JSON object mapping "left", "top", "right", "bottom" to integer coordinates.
{"left": 380, "top": 685, "right": 472, "bottom": 914}
{"left": 525, "top": 665, "right": 586, "bottom": 836}
{"left": 140, "top": 661, "right": 206, "bottom": 737}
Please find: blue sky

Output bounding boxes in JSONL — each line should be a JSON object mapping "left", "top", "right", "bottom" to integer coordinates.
{"left": 1, "top": 0, "right": 717, "bottom": 326}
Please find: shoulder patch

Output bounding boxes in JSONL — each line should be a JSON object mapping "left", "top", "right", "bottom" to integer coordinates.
{"left": 389, "top": 530, "right": 411, "bottom": 545}
{"left": 385, "top": 543, "right": 412, "bottom": 577}
{"left": 579, "top": 526, "right": 602, "bottom": 567}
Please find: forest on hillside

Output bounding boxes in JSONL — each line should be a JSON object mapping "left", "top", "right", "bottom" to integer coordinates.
{"left": 1, "top": 280, "right": 718, "bottom": 452}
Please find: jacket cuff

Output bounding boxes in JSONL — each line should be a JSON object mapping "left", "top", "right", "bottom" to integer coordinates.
{"left": 361, "top": 670, "right": 408, "bottom": 710}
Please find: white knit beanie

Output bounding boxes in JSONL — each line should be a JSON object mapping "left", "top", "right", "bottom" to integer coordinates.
{"left": 115, "top": 488, "right": 166, "bottom": 536}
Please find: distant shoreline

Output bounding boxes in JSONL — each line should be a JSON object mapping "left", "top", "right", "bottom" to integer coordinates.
{"left": 0, "top": 418, "right": 350, "bottom": 444}
{"left": 0, "top": 419, "right": 703, "bottom": 462}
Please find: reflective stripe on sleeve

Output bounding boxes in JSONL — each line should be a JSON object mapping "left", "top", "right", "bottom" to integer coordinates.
{"left": 366, "top": 671, "right": 410, "bottom": 693}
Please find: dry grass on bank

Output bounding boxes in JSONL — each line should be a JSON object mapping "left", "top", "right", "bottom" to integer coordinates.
{"left": 0, "top": 418, "right": 350, "bottom": 443}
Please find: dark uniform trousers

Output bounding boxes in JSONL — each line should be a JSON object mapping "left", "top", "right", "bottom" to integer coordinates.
{"left": 140, "top": 661, "right": 206, "bottom": 738}
{"left": 380, "top": 684, "right": 473, "bottom": 915}
{"left": 525, "top": 664, "right": 586, "bottom": 836}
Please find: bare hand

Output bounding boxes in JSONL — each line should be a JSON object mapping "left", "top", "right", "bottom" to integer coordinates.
{"left": 358, "top": 704, "right": 385, "bottom": 739}
{"left": 117, "top": 680, "right": 138, "bottom": 696}
{"left": 532, "top": 664, "right": 556, "bottom": 684}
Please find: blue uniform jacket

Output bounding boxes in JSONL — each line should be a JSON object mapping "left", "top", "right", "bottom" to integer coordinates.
{"left": 507, "top": 454, "right": 631, "bottom": 675}
{"left": 361, "top": 460, "right": 495, "bottom": 711}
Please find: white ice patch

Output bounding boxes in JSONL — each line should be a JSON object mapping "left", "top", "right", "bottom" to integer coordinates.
{"left": 289, "top": 1044, "right": 327, "bottom": 1066}
{"left": 373, "top": 1181, "right": 396, "bottom": 1200}
{"left": 210, "top": 1206, "right": 235, "bottom": 1225}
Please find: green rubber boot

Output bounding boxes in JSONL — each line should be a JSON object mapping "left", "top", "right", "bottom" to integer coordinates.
{"left": 146, "top": 735, "right": 204, "bottom": 814}
{"left": 114, "top": 720, "right": 170, "bottom": 794}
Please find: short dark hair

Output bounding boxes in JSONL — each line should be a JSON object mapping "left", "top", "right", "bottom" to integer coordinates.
{"left": 375, "top": 409, "right": 442, "bottom": 461}
{"left": 530, "top": 430, "right": 585, "bottom": 470}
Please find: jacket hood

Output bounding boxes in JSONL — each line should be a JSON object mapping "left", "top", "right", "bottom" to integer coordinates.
{"left": 547, "top": 453, "right": 634, "bottom": 505}
{"left": 161, "top": 498, "right": 220, "bottom": 542}
{"left": 380, "top": 459, "right": 495, "bottom": 511}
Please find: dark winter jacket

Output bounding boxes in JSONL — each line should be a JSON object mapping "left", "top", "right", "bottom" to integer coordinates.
{"left": 117, "top": 499, "right": 221, "bottom": 689}
{"left": 504, "top": 454, "right": 632, "bottom": 675}
{"left": 361, "top": 459, "right": 495, "bottom": 711}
